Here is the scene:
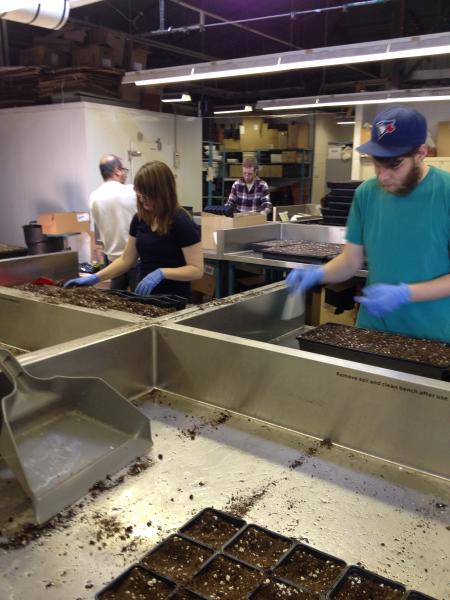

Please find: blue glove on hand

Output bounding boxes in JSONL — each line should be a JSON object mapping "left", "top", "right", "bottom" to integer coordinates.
{"left": 286, "top": 266, "right": 324, "bottom": 294}
{"left": 64, "top": 274, "right": 100, "bottom": 288}
{"left": 355, "top": 283, "right": 412, "bottom": 317}
{"left": 135, "top": 269, "right": 164, "bottom": 296}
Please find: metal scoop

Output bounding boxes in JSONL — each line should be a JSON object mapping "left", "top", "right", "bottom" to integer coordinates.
{"left": 0, "top": 349, "right": 152, "bottom": 523}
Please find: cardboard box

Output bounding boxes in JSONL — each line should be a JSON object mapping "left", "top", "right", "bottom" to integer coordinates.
{"left": 37, "top": 212, "right": 90, "bottom": 235}
{"left": 287, "top": 123, "right": 310, "bottom": 148}
{"left": 88, "top": 28, "right": 125, "bottom": 66}
{"left": 228, "top": 164, "right": 242, "bottom": 178}
{"left": 72, "top": 44, "right": 114, "bottom": 68}
{"left": 201, "top": 212, "right": 266, "bottom": 250}
{"left": 128, "top": 46, "right": 149, "bottom": 71}
{"left": 120, "top": 83, "right": 141, "bottom": 103}
{"left": 20, "top": 45, "right": 70, "bottom": 67}
{"left": 437, "top": 121, "right": 450, "bottom": 157}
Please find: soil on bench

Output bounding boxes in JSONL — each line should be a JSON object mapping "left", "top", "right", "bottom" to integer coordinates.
{"left": 181, "top": 509, "right": 243, "bottom": 549}
{"left": 191, "top": 554, "right": 264, "bottom": 599}
{"left": 99, "top": 566, "right": 175, "bottom": 599}
{"left": 15, "top": 284, "right": 173, "bottom": 318}
{"left": 274, "top": 545, "right": 345, "bottom": 594}
{"left": 225, "top": 525, "right": 292, "bottom": 569}
{"left": 140, "top": 535, "right": 213, "bottom": 584}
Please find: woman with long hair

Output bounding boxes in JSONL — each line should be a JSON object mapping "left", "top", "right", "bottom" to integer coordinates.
{"left": 65, "top": 161, "right": 203, "bottom": 299}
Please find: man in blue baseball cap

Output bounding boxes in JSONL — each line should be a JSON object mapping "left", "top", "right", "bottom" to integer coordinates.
{"left": 287, "top": 106, "right": 450, "bottom": 342}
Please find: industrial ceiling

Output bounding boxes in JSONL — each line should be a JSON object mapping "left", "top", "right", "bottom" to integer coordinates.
{"left": 2, "top": 0, "right": 450, "bottom": 112}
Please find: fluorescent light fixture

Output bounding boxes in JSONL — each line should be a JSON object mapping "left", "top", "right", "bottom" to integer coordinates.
{"left": 161, "top": 93, "right": 192, "bottom": 103}
{"left": 122, "top": 32, "right": 450, "bottom": 86}
{"left": 256, "top": 87, "right": 450, "bottom": 111}
{"left": 337, "top": 121, "right": 356, "bottom": 125}
{"left": 213, "top": 105, "right": 253, "bottom": 115}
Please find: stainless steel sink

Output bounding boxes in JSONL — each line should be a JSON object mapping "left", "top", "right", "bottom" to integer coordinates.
{"left": 0, "top": 286, "right": 134, "bottom": 353}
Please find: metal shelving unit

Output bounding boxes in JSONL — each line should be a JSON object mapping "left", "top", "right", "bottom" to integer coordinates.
{"left": 202, "top": 141, "right": 224, "bottom": 207}
{"left": 221, "top": 148, "right": 312, "bottom": 206}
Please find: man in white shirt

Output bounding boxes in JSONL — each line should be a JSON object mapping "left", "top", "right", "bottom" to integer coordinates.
{"left": 90, "top": 154, "right": 138, "bottom": 290}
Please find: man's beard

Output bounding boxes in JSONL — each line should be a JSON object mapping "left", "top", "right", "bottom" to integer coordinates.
{"left": 379, "top": 163, "right": 422, "bottom": 196}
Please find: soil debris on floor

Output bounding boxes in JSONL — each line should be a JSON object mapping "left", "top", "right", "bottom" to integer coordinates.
{"left": 224, "top": 481, "right": 276, "bottom": 518}
{"left": 178, "top": 411, "right": 231, "bottom": 440}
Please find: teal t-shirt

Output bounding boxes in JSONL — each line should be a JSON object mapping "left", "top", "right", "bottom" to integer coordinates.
{"left": 346, "top": 166, "right": 450, "bottom": 342}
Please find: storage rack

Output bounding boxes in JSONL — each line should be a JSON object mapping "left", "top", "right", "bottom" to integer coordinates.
{"left": 202, "top": 141, "right": 224, "bottom": 207}
{"left": 221, "top": 148, "right": 312, "bottom": 207}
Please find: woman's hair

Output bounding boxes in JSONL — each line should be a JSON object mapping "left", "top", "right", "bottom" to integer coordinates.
{"left": 134, "top": 161, "right": 187, "bottom": 235}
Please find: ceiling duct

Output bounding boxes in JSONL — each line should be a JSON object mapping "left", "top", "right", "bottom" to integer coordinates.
{"left": 0, "top": 0, "right": 69, "bottom": 29}
{"left": 0, "top": 0, "right": 103, "bottom": 30}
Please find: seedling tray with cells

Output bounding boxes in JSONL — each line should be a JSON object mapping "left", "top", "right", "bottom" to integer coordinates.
{"left": 273, "top": 543, "right": 346, "bottom": 595}
{"left": 297, "top": 323, "right": 450, "bottom": 381}
{"left": 250, "top": 240, "right": 301, "bottom": 253}
{"left": 140, "top": 534, "right": 214, "bottom": 584}
{"left": 404, "top": 592, "right": 439, "bottom": 600}
{"left": 262, "top": 241, "right": 343, "bottom": 263}
{"left": 179, "top": 507, "right": 245, "bottom": 549}
{"left": 169, "top": 588, "right": 210, "bottom": 599}
{"left": 190, "top": 552, "right": 264, "bottom": 599}
{"left": 96, "top": 564, "right": 176, "bottom": 599}
{"left": 328, "top": 566, "right": 406, "bottom": 600}
{"left": 248, "top": 577, "right": 321, "bottom": 599}
{"left": 223, "top": 524, "right": 294, "bottom": 569}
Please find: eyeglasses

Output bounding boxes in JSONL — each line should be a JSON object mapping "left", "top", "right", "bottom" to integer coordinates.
{"left": 121, "top": 166, "right": 129, "bottom": 173}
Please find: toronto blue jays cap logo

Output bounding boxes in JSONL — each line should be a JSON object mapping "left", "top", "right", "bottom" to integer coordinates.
{"left": 375, "top": 119, "right": 396, "bottom": 139}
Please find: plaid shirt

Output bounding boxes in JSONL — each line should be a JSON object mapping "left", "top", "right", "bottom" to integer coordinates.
{"left": 225, "top": 177, "right": 272, "bottom": 214}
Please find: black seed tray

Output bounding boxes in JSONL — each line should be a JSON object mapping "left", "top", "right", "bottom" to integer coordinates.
{"left": 321, "top": 207, "right": 349, "bottom": 218}
{"left": 0, "top": 244, "right": 28, "bottom": 259}
{"left": 101, "top": 290, "right": 187, "bottom": 310}
{"left": 223, "top": 523, "right": 295, "bottom": 570}
{"left": 322, "top": 215, "right": 348, "bottom": 226}
{"left": 248, "top": 576, "right": 321, "bottom": 599}
{"left": 96, "top": 564, "right": 176, "bottom": 599}
{"left": 327, "top": 181, "right": 362, "bottom": 191}
{"left": 262, "top": 250, "right": 340, "bottom": 264}
{"left": 405, "top": 592, "right": 439, "bottom": 600}
{"left": 328, "top": 565, "right": 405, "bottom": 599}
{"left": 169, "top": 586, "right": 210, "bottom": 599}
{"left": 273, "top": 542, "right": 346, "bottom": 595}
{"left": 140, "top": 533, "right": 214, "bottom": 584}
{"left": 179, "top": 507, "right": 246, "bottom": 550}
{"left": 296, "top": 323, "right": 450, "bottom": 381}
{"left": 326, "top": 200, "right": 352, "bottom": 211}
{"left": 190, "top": 552, "right": 264, "bottom": 599}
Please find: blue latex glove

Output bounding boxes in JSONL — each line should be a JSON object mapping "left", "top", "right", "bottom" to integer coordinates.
{"left": 64, "top": 274, "right": 100, "bottom": 288}
{"left": 355, "top": 283, "right": 412, "bottom": 317}
{"left": 135, "top": 269, "right": 164, "bottom": 296}
{"left": 286, "top": 266, "right": 324, "bottom": 294}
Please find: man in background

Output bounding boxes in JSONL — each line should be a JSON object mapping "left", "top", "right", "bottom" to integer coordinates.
{"left": 225, "top": 157, "right": 272, "bottom": 216}
{"left": 90, "top": 154, "right": 138, "bottom": 290}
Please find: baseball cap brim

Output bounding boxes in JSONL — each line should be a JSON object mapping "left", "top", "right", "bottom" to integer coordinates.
{"left": 356, "top": 140, "right": 417, "bottom": 158}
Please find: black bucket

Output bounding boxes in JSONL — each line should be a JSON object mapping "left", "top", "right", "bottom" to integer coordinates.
{"left": 23, "top": 222, "right": 45, "bottom": 246}
{"left": 27, "top": 237, "right": 65, "bottom": 255}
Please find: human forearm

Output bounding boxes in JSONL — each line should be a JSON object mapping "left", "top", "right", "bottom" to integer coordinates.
{"left": 322, "top": 244, "right": 364, "bottom": 284}
{"left": 408, "top": 273, "right": 450, "bottom": 302}
{"left": 96, "top": 255, "right": 134, "bottom": 282}
{"left": 161, "top": 264, "right": 203, "bottom": 282}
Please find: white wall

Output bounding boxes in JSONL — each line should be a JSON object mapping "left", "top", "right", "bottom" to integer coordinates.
{"left": 0, "top": 104, "right": 88, "bottom": 245}
{"left": 83, "top": 104, "right": 202, "bottom": 211}
{"left": 0, "top": 102, "right": 202, "bottom": 247}
{"left": 311, "top": 114, "right": 353, "bottom": 204}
